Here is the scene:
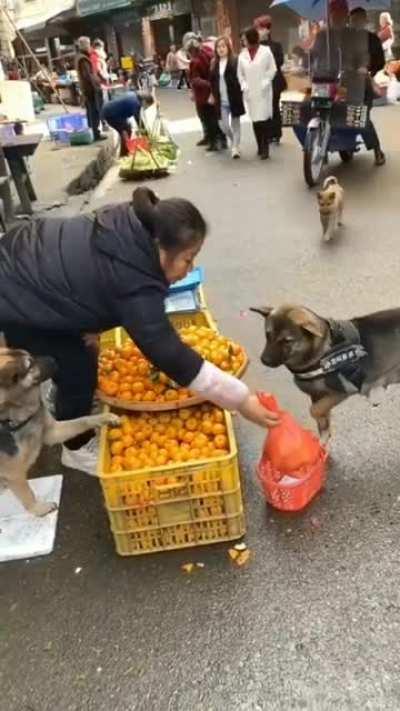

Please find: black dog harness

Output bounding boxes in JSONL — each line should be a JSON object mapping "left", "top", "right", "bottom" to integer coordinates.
{"left": 294, "top": 319, "right": 368, "bottom": 394}
{"left": 0, "top": 410, "right": 40, "bottom": 456}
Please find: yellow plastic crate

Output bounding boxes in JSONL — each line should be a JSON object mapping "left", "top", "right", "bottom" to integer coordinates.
{"left": 98, "top": 409, "right": 245, "bottom": 556}
{"left": 100, "top": 301, "right": 217, "bottom": 350}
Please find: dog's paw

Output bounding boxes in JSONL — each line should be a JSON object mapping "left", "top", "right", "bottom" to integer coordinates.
{"left": 96, "top": 413, "right": 121, "bottom": 428}
{"left": 30, "top": 500, "right": 58, "bottom": 517}
{"left": 320, "top": 429, "right": 332, "bottom": 446}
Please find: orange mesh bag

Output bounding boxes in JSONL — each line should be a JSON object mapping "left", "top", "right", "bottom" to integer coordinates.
{"left": 256, "top": 393, "right": 328, "bottom": 512}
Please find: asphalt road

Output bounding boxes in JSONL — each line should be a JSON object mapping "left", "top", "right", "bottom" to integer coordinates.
{"left": 1, "top": 92, "right": 400, "bottom": 711}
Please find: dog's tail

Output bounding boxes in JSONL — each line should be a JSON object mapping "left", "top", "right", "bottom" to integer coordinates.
{"left": 322, "top": 176, "right": 338, "bottom": 190}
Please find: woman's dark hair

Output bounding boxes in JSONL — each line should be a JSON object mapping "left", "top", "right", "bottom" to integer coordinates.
{"left": 245, "top": 27, "right": 260, "bottom": 47}
{"left": 132, "top": 187, "right": 207, "bottom": 253}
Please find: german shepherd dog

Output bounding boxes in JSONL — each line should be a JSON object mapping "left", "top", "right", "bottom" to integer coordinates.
{"left": 251, "top": 304, "right": 400, "bottom": 443}
{"left": 0, "top": 348, "right": 119, "bottom": 516}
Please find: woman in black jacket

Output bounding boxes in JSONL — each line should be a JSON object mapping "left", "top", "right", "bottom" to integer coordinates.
{"left": 0, "top": 188, "right": 278, "bottom": 473}
{"left": 210, "top": 37, "right": 245, "bottom": 159}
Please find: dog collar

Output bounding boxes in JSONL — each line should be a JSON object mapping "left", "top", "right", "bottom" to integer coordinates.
{"left": 293, "top": 319, "right": 368, "bottom": 394}
{"left": 0, "top": 410, "right": 40, "bottom": 456}
{"left": 0, "top": 410, "right": 40, "bottom": 433}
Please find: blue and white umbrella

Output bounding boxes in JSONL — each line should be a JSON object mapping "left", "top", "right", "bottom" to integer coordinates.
{"left": 270, "top": 0, "right": 391, "bottom": 21}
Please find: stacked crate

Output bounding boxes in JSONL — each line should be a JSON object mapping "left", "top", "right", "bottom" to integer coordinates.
{"left": 97, "top": 289, "right": 246, "bottom": 556}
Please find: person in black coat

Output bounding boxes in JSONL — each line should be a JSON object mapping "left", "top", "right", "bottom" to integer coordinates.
{"left": 210, "top": 37, "right": 245, "bottom": 159}
{"left": 0, "top": 188, "right": 278, "bottom": 473}
{"left": 255, "top": 15, "right": 287, "bottom": 143}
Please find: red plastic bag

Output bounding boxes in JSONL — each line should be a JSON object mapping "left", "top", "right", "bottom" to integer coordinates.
{"left": 258, "top": 393, "right": 322, "bottom": 477}
{"left": 125, "top": 136, "right": 151, "bottom": 154}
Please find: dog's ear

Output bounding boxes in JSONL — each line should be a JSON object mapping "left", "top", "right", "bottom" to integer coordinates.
{"left": 288, "top": 307, "right": 325, "bottom": 338}
{"left": 317, "top": 191, "right": 322, "bottom": 201}
{"left": 250, "top": 306, "right": 273, "bottom": 319}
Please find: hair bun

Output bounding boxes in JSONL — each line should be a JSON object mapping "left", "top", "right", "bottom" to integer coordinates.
{"left": 132, "top": 187, "right": 159, "bottom": 235}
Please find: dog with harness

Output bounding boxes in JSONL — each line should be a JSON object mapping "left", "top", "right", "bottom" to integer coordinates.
{"left": 251, "top": 304, "right": 400, "bottom": 442}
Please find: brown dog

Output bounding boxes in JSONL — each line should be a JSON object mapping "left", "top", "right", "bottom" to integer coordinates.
{"left": 0, "top": 348, "right": 119, "bottom": 516}
{"left": 251, "top": 304, "right": 400, "bottom": 442}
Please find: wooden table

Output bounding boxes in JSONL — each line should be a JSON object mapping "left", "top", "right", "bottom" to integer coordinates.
{"left": 2, "top": 133, "right": 42, "bottom": 215}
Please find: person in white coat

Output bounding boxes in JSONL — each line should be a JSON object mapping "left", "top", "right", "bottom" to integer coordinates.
{"left": 238, "top": 27, "right": 277, "bottom": 159}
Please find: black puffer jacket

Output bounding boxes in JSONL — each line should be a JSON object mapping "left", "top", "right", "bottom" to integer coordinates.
{"left": 0, "top": 203, "right": 202, "bottom": 386}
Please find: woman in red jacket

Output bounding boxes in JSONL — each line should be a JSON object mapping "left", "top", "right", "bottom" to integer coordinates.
{"left": 186, "top": 36, "right": 226, "bottom": 151}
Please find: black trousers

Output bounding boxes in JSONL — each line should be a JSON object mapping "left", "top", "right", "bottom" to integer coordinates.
{"left": 362, "top": 99, "right": 381, "bottom": 152}
{"left": 252, "top": 120, "right": 271, "bottom": 155}
{"left": 85, "top": 91, "right": 103, "bottom": 139}
{"left": 177, "top": 70, "right": 190, "bottom": 89}
{"left": 197, "top": 104, "right": 224, "bottom": 146}
{"left": 4, "top": 327, "right": 98, "bottom": 450}
{"left": 271, "top": 89, "right": 283, "bottom": 141}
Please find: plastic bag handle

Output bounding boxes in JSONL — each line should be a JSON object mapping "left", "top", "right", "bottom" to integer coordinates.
{"left": 257, "top": 392, "right": 280, "bottom": 413}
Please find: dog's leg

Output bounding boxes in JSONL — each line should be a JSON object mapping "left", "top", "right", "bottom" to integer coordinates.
{"left": 323, "top": 215, "right": 335, "bottom": 242}
{"left": 43, "top": 412, "right": 120, "bottom": 447}
{"left": 310, "top": 393, "right": 347, "bottom": 443}
{"left": 6, "top": 476, "right": 57, "bottom": 517}
{"left": 338, "top": 201, "right": 344, "bottom": 227}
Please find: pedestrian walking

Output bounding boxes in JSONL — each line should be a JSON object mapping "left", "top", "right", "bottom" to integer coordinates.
{"left": 76, "top": 36, "right": 105, "bottom": 142}
{"left": 165, "top": 44, "right": 179, "bottom": 86}
{"left": 0, "top": 189, "right": 279, "bottom": 474}
{"left": 378, "top": 12, "right": 395, "bottom": 61}
{"left": 176, "top": 46, "right": 190, "bottom": 89}
{"left": 186, "top": 36, "right": 226, "bottom": 151}
{"left": 210, "top": 36, "right": 245, "bottom": 159}
{"left": 238, "top": 27, "right": 277, "bottom": 160}
{"left": 255, "top": 15, "right": 287, "bottom": 144}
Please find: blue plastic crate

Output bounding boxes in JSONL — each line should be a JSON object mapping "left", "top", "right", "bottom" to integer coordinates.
{"left": 48, "top": 113, "right": 88, "bottom": 142}
{"left": 168, "top": 267, "right": 204, "bottom": 294}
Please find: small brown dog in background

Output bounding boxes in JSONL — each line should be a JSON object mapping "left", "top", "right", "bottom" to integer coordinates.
{"left": 317, "top": 176, "right": 344, "bottom": 242}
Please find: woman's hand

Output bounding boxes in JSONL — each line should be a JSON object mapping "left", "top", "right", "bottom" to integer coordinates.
{"left": 238, "top": 394, "right": 280, "bottom": 428}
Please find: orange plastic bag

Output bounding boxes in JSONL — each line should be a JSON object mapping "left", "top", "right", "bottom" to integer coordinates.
{"left": 257, "top": 393, "right": 327, "bottom": 511}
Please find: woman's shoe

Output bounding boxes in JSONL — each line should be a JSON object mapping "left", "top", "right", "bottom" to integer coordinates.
{"left": 197, "top": 137, "right": 208, "bottom": 146}
{"left": 232, "top": 147, "right": 240, "bottom": 159}
{"left": 374, "top": 149, "right": 386, "bottom": 166}
{"left": 206, "top": 143, "right": 219, "bottom": 152}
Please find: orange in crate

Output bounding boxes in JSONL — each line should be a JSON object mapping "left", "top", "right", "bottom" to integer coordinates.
{"left": 256, "top": 393, "right": 327, "bottom": 512}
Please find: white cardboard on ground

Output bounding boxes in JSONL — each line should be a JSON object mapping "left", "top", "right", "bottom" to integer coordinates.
{"left": 0, "top": 476, "right": 63, "bottom": 563}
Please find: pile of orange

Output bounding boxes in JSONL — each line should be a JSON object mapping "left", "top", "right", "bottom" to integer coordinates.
{"left": 107, "top": 404, "right": 229, "bottom": 473}
{"left": 98, "top": 326, "right": 246, "bottom": 405}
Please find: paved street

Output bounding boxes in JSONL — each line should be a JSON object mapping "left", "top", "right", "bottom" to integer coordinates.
{"left": 2, "top": 91, "right": 400, "bottom": 711}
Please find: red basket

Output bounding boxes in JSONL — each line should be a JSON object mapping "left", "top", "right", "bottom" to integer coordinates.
{"left": 257, "top": 448, "right": 328, "bottom": 512}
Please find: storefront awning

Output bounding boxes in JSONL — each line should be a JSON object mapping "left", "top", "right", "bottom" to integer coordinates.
{"left": 77, "top": 0, "right": 132, "bottom": 17}
{"left": 16, "top": 0, "right": 76, "bottom": 32}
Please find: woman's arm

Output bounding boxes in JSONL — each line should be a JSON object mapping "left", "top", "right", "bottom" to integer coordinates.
{"left": 120, "top": 288, "right": 202, "bottom": 386}
{"left": 120, "top": 290, "right": 279, "bottom": 426}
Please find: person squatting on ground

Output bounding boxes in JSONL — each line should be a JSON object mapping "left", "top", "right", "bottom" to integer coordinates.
{"left": 101, "top": 91, "right": 154, "bottom": 155}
